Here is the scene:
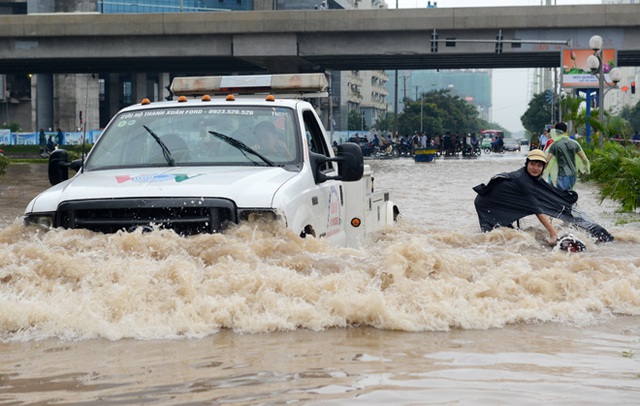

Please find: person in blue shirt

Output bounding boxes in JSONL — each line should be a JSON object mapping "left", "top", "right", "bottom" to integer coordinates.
{"left": 56, "top": 128, "right": 65, "bottom": 146}
{"left": 46, "top": 135, "right": 56, "bottom": 152}
{"left": 371, "top": 134, "right": 379, "bottom": 148}
{"left": 39, "top": 128, "right": 46, "bottom": 146}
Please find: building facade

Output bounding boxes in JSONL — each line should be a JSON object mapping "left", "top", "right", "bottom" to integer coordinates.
{"left": 386, "top": 69, "right": 492, "bottom": 125}
{"left": 1, "top": 0, "right": 391, "bottom": 134}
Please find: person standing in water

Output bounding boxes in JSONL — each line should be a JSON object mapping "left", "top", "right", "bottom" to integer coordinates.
{"left": 544, "top": 122, "right": 590, "bottom": 191}
{"left": 473, "top": 149, "right": 613, "bottom": 243}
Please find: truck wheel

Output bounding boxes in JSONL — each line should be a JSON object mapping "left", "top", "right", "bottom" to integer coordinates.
{"left": 300, "top": 225, "right": 316, "bottom": 238}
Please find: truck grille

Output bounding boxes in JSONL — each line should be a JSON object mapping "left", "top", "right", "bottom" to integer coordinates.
{"left": 56, "top": 198, "right": 236, "bottom": 235}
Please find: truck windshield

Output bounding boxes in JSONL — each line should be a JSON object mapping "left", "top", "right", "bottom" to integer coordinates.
{"left": 84, "top": 105, "right": 299, "bottom": 170}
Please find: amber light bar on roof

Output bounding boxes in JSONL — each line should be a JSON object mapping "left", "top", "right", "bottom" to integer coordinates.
{"left": 170, "top": 73, "right": 329, "bottom": 97}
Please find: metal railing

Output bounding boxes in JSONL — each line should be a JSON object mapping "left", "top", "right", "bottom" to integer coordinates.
{"left": 97, "top": 0, "right": 249, "bottom": 13}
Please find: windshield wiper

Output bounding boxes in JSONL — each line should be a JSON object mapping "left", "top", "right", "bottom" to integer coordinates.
{"left": 143, "top": 125, "right": 175, "bottom": 166}
{"left": 208, "top": 130, "right": 274, "bottom": 167}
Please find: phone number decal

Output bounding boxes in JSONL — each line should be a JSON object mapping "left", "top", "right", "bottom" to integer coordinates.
{"left": 207, "top": 109, "right": 254, "bottom": 115}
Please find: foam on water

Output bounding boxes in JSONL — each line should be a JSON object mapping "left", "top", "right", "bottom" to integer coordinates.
{"left": 2, "top": 208, "right": 639, "bottom": 341}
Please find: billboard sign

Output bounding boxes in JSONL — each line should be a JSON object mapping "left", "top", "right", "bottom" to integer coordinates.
{"left": 561, "top": 49, "right": 617, "bottom": 89}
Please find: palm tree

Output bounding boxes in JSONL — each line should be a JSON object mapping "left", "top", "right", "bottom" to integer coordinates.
{"left": 586, "top": 108, "right": 631, "bottom": 142}
{"left": 559, "top": 95, "right": 586, "bottom": 134}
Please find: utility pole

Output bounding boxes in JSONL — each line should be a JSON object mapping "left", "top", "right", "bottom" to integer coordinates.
{"left": 402, "top": 74, "right": 409, "bottom": 101}
{"left": 327, "top": 70, "right": 334, "bottom": 145}
{"left": 415, "top": 86, "right": 423, "bottom": 133}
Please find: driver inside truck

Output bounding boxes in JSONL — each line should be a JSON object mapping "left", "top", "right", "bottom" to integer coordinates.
{"left": 253, "top": 121, "right": 292, "bottom": 160}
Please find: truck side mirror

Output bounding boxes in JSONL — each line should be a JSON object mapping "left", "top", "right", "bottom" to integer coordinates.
{"left": 333, "top": 142, "right": 364, "bottom": 181}
{"left": 48, "top": 150, "right": 83, "bottom": 186}
{"left": 48, "top": 149, "right": 69, "bottom": 185}
{"left": 309, "top": 142, "right": 364, "bottom": 184}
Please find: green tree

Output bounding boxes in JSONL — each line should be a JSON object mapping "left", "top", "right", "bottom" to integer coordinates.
{"left": 398, "top": 89, "right": 480, "bottom": 136}
{"left": 348, "top": 109, "right": 366, "bottom": 131}
{"left": 559, "top": 94, "right": 586, "bottom": 134}
{"left": 586, "top": 108, "right": 632, "bottom": 141}
{"left": 373, "top": 112, "right": 394, "bottom": 132}
{"left": 586, "top": 141, "right": 640, "bottom": 212}
{"left": 521, "top": 92, "right": 551, "bottom": 135}
{"left": 620, "top": 101, "right": 640, "bottom": 133}
{"left": 1, "top": 122, "right": 21, "bottom": 132}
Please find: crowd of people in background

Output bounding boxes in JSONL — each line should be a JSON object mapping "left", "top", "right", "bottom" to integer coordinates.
{"left": 352, "top": 130, "right": 493, "bottom": 157}
{"left": 38, "top": 128, "right": 66, "bottom": 156}
{"left": 535, "top": 123, "right": 590, "bottom": 192}
{"left": 526, "top": 122, "right": 640, "bottom": 192}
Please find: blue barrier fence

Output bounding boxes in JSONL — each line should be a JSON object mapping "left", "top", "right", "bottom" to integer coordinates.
{"left": 0, "top": 130, "right": 103, "bottom": 146}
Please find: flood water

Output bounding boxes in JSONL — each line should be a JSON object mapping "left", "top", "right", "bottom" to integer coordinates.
{"left": 1, "top": 153, "right": 639, "bottom": 405}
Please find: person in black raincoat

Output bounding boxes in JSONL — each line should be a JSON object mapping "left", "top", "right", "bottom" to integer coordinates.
{"left": 473, "top": 149, "right": 613, "bottom": 244}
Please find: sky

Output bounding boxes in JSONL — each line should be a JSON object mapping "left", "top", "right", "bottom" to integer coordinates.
{"left": 394, "top": 0, "right": 604, "bottom": 134}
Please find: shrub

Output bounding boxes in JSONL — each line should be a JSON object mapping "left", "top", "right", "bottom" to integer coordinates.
{"left": 0, "top": 154, "right": 9, "bottom": 174}
{"left": 587, "top": 141, "right": 640, "bottom": 212}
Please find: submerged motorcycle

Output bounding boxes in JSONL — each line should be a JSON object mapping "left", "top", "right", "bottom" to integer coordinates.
{"left": 462, "top": 144, "right": 482, "bottom": 157}
{"left": 483, "top": 144, "right": 505, "bottom": 154}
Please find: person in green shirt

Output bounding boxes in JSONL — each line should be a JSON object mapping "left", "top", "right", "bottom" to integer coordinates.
{"left": 544, "top": 122, "right": 590, "bottom": 191}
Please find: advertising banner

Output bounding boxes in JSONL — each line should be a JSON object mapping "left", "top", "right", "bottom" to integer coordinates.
{"left": 0, "top": 129, "right": 10, "bottom": 144}
{"left": 15, "top": 132, "right": 37, "bottom": 145}
{"left": 65, "top": 132, "right": 86, "bottom": 145}
{"left": 89, "top": 129, "right": 103, "bottom": 143}
{"left": 561, "top": 49, "right": 617, "bottom": 89}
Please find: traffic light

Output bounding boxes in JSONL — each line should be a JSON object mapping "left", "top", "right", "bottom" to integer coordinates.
{"left": 632, "top": 81, "right": 636, "bottom": 94}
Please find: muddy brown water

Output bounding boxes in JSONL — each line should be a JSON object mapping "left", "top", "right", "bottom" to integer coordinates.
{"left": 1, "top": 157, "right": 639, "bottom": 405}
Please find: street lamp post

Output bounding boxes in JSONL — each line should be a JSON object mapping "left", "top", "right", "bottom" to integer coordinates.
{"left": 420, "top": 98, "right": 423, "bottom": 133}
{"left": 587, "top": 35, "right": 623, "bottom": 149}
{"left": 415, "top": 86, "right": 423, "bottom": 133}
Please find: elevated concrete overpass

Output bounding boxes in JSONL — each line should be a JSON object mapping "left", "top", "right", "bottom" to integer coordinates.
{"left": 0, "top": 4, "right": 639, "bottom": 75}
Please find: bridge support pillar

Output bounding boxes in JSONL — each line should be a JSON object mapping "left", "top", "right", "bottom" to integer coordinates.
{"left": 108, "top": 74, "right": 120, "bottom": 121}
{"left": 159, "top": 72, "right": 170, "bottom": 101}
{"left": 132, "top": 73, "right": 148, "bottom": 105}
{"left": 35, "top": 74, "right": 54, "bottom": 132}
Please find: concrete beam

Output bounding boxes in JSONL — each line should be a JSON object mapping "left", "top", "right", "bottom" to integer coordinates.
{"left": 1, "top": 5, "right": 638, "bottom": 38}
{"left": 0, "top": 4, "right": 639, "bottom": 74}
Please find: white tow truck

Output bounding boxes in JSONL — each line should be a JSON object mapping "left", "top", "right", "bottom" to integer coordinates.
{"left": 24, "top": 73, "right": 397, "bottom": 247}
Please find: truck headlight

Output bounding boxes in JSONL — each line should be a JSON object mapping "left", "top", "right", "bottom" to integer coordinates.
{"left": 237, "top": 209, "right": 280, "bottom": 224}
{"left": 24, "top": 214, "right": 55, "bottom": 230}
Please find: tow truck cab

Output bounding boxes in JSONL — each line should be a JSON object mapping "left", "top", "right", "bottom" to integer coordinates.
{"left": 24, "top": 73, "right": 397, "bottom": 247}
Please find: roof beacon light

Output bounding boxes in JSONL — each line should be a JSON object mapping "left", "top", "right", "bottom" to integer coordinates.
{"left": 170, "top": 73, "right": 328, "bottom": 98}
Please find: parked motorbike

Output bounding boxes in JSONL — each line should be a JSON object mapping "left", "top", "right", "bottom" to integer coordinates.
{"left": 370, "top": 142, "right": 398, "bottom": 158}
{"left": 483, "top": 144, "right": 505, "bottom": 154}
{"left": 394, "top": 142, "right": 412, "bottom": 157}
{"left": 462, "top": 144, "right": 482, "bottom": 157}
{"left": 39, "top": 145, "right": 56, "bottom": 158}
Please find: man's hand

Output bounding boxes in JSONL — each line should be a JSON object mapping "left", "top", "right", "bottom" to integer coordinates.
{"left": 536, "top": 213, "right": 559, "bottom": 245}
